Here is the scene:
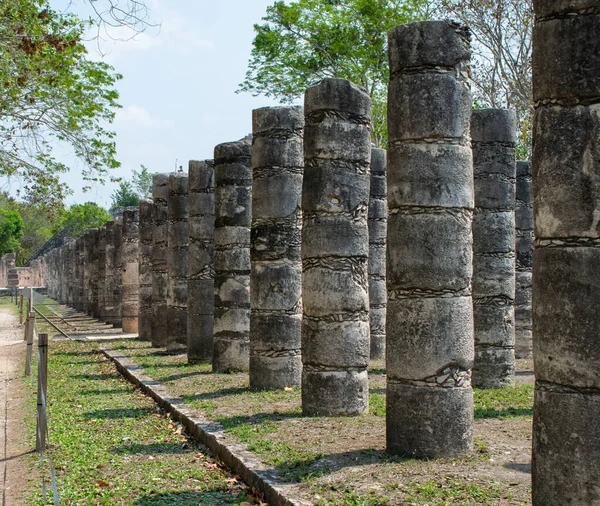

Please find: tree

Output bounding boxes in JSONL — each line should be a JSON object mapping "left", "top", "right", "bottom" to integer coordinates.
{"left": 0, "top": 208, "right": 24, "bottom": 256}
{"left": 238, "top": 0, "right": 428, "bottom": 146}
{"left": 132, "top": 164, "right": 152, "bottom": 200}
{"left": 110, "top": 181, "right": 139, "bottom": 207}
{"left": 53, "top": 202, "right": 111, "bottom": 237}
{"left": 432, "top": 0, "right": 533, "bottom": 158}
{"left": 0, "top": 0, "right": 122, "bottom": 207}
{"left": 0, "top": 192, "right": 61, "bottom": 264}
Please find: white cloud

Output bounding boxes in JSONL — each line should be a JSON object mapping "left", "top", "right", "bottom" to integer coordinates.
{"left": 115, "top": 105, "right": 174, "bottom": 129}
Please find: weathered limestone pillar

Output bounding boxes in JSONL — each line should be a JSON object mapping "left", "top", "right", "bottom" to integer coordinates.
{"left": 250, "top": 106, "right": 304, "bottom": 389}
{"left": 213, "top": 137, "right": 252, "bottom": 372}
{"left": 138, "top": 200, "right": 153, "bottom": 342}
{"left": 515, "top": 160, "right": 533, "bottom": 359}
{"left": 83, "top": 231, "right": 92, "bottom": 314}
{"left": 166, "top": 173, "right": 189, "bottom": 352}
{"left": 151, "top": 174, "right": 169, "bottom": 347}
{"left": 471, "top": 109, "right": 516, "bottom": 388}
{"left": 531, "top": 2, "right": 600, "bottom": 503}
{"left": 121, "top": 208, "right": 139, "bottom": 333}
{"left": 104, "top": 221, "right": 117, "bottom": 326}
{"left": 74, "top": 237, "right": 84, "bottom": 312}
{"left": 97, "top": 227, "right": 107, "bottom": 320}
{"left": 188, "top": 160, "right": 215, "bottom": 363}
{"left": 302, "top": 78, "right": 371, "bottom": 415}
{"left": 369, "top": 148, "right": 387, "bottom": 359}
{"left": 386, "top": 21, "right": 474, "bottom": 457}
{"left": 90, "top": 229, "right": 100, "bottom": 317}
{"left": 112, "top": 219, "right": 123, "bottom": 328}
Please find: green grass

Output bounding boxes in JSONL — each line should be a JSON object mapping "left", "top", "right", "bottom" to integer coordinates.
{"left": 25, "top": 339, "right": 254, "bottom": 505}
{"left": 474, "top": 384, "right": 534, "bottom": 419}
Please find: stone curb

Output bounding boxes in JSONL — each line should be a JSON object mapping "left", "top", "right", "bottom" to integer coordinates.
{"left": 100, "top": 346, "right": 309, "bottom": 506}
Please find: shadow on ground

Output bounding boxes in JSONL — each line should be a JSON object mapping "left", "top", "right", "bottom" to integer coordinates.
{"left": 82, "top": 407, "right": 154, "bottom": 419}
{"left": 110, "top": 442, "right": 189, "bottom": 455}
{"left": 133, "top": 490, "right": 238, "bottom": 505}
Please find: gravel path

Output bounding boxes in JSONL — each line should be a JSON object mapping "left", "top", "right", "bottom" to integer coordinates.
{"left": 0, "top": 303, "right": 33, "bottom": 506}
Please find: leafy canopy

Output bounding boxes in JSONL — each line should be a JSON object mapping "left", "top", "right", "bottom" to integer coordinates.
{"left": 238, "top": 0, "right": 427, "bottom": 146}
{"left": 0, "top": 192, "right": 61, "bottom": 264}
{"left": 110, "top": 180, "right": 140, "bottom": 207}
{"left": 110, "top": 164, "right": 153, "bottom": 207}
{"left": 0, "top": 207, "right": 24, "bottom": 256}
{"left": 53, "top": 202, "right": 111, "bottom": 237}
{"left": 0, "top": 0, "right": 122, "bottom": 207}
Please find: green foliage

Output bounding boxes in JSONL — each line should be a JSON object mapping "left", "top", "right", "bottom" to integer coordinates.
{"left": 239, "top": 0, "right": 428, "bottom": 146}
{"left": 0, "top": 192, "right": 63, "bottom": 264}
{"left": 0, "top": 207, "right": 24, "bottom": 255}
{"left": 53, "top": 202, "right": 111, "bottom": 237}
{"left": 110, "top": 181, "right": 140, "bottom": 207}
{"left": 132, "top": 164, "right": 153, "bottom": 200}
{"left": 0, "top": 0, "right": 122, "bottom": 207}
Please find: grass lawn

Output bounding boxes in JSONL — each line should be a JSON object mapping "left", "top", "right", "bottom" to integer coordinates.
{"left": 24, "top": 337, "right": 265, "bottom": 506}
{"left": 110, "top": 339, "right": 534, "bottom": 506}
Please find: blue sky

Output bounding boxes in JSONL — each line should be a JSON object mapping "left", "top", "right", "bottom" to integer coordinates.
{"left": 51, "top": 0, "right": 292, "bottom": 207}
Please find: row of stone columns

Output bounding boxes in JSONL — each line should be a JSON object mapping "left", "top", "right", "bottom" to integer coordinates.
{"left": 34, "top": 12, "right": 599, "bottom": 504}
{"left": 43, "top": 209, "right": 136, "bottom": 332}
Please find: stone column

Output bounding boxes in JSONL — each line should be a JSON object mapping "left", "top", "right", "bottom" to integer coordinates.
{"left": 75, "top": 237, "right": 84, "bottom": 312}
{"left": 471, "top": 108, "right": 517, "bottom": 388}
{"left": 104, "top": 221, "right": 117, "bottom": 326}
{"left": 97, "top": 227, "right": 107, "bottom": 320}
{"left": 531, "top": 2, "right": 600, "bottom": 503}
{"left": 515, "top": 160, "right": 533, "bottom": 359}
{"left": 112, "top": 219, "right": 123, "bottom": 328}
{"left": 139, "top": 200, "right": 153, "bottom": 342}
{"left": 302, "top": 78, "right": 371, "bottom": 415}
{"left": 213, "top": 137, "right": 252, "bottom": 372}
{"left": 83, "top": 231, "right": 92, "bottom": 314}
{"left": 167, "top": 173, "right": 189, "bottom": 352}
{"left": 90, "top": 228, "right": 100, "bottom": 317}
{"left": 250, "top": 106, "right": 304, "bottom": 389}
{"left": 151, "top": 174, "right": 169, "bottom": 347}
{"left": 386, "top": 21, "right": 474, "bottom": 458}
{"left": 188, "top": 160, "right": 215, "bottom": 363}
{"left": 369, "top": 148, "right": 387, "bottom": 359}
{"left": 121, "top": 208, "right": 139, "bottom": 333}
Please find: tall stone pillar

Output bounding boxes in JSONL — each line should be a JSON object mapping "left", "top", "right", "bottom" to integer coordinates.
{"left": 531, "top": 2, "right": 600, "bottom": 503}
{"left": 250, "top": 106, "right": 304, "bottom": 389}
{"left": 301, "top": 78, "right": 371, "bottom": 415}
{"left": 104, "top": 221, "right": 117, "bottom": 326}
{"left": 151, "top": 174, "right": 169, "bottom": 347}
{"left": 188, "top": 160, "right": 215, "bottom": 363}
{"left": 471, "top": 109, "right": 516, "bottom": 388}
{"left": 167, "top": 174, "right": 189, "bottom": 352}
{"left": 121, "top": 208, "right": 139, "bottom": 333}
{"left": 515, "top": 160, "right": 533, "bottom": 359}
{"left": 139, "top": 200, "right": 153, "bottom": 342}
{"left": 90, "top": 228, "right": 100, "bottom": 317}
{"left": 386, "top": 21, "right": 474, "bottom": 458}
{"left": 97, "top": 226, "right": 107, "bottom": 320}
{"left": 369, "top": 148, "right": 387, "bottom": 359}
{"left": 112, "top": 219, "right": 123, "bottom": 328}
{"left": 213, "top": 137, "right": 252, "bottom": 372}
{"left": 75, "top": 237, "right": 84, "bottom": 312}
{"left": 83, "top": 231, "right": 92, "bottom": 314}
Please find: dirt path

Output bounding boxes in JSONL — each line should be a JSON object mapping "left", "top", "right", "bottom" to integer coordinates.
{"left": 0, "top": 304, "right": 33, "bottom": 506}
